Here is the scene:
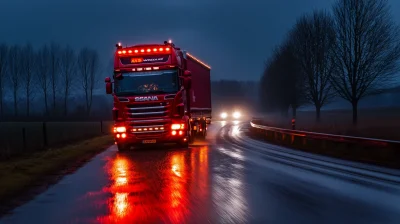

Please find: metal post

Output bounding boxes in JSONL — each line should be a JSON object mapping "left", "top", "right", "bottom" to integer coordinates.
{"left": 42, "top": 122, "right": 48, "bottom": 148}
{"left": 291, "top": 118, "right": 296, "bottom": 130}
{"left": 22, "top": 128, "right": 27, "bottom": 151}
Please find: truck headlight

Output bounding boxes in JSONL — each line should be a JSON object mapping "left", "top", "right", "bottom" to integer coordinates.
{"left": 220, "top": 112, "right": 228, "bottom": 119}
{"left": 232, "top": 111, "right": 241, "bottom": 119}
{"left": 115, "top": 126, "right": 126, "bottom": 133}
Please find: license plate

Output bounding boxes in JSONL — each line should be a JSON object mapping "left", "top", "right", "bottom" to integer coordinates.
{"left": 142, "top": 139, "right": 156, "bottom": 144}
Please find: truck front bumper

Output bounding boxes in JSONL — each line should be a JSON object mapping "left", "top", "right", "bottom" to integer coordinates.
{"left": 114, "top": 131, "right": 189, "bottom": 146}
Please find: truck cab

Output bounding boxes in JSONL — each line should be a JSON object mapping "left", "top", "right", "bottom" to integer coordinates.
{"left": 105, "top": 41, "right": 211, "bottom": 151}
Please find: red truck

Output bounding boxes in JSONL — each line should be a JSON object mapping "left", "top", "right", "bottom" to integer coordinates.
{"left": 105, "top": 40, "right": 211, "bottom": 151}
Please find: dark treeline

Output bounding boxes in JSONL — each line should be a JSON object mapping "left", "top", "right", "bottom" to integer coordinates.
{"left": 259, "top": 0, "right": 400, "bottom": 125}
{"left": 0, "top": 42, "right": 110, "bottom": 122}
{"left": 0, "top": 42, "right": 258, "bottom": 122}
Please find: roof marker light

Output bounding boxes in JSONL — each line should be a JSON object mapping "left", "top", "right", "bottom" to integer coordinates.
{"left": 134, "top": 50, "right": 138, "bottom": 53}
{"left": 122, "top": 50, "right": 126, "bottom": 54}
{"left": 153, "top": 67, "right": 159, "bottom": 70}
{"left": 186, "top": 52, "right": 211, "bottom": 69}
{"left": 140, "top": 49, "right": 144, "bottom": 52}
{"left": 159, "top": 48, "right": 163, "bottom": 51}
{"left": 147, "top": 49, "right": 151, "bottom": 52}
{"left": 118, "top": 51, "right": 122, "bottom": 54}
{"left": 166, "top": 47, "right": 170, "bottom": 51}
{"left": 153, "top": 48, "right": 157, "bottom": 52}
{"left": 128, "top": 50, "right": 132, "bottom": 53}
{"left": 145, "top": 67, "right": 151, "bottom": 70}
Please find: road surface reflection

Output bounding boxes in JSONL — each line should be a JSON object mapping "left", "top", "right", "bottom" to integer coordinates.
{"left": 96, "top": 146, "right": 211, "bottom": 223}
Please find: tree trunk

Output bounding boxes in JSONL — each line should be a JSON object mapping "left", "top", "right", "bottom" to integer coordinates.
{"left": 13, "top": 89, "right": 17, "bottom": 116}
{"left": 0, "top": 88, "right": 3, "bottom": 117}
{"left": 44, "top": 91, "right": 48, "bottom": 115}
{"left": 352, "top": 100, "right": 358, "bottom": 125}
{"left": 26, "top": 88, "right": 30, "bottom": 117}
{"left": 64, "top": 90, "right": 68, "bottom": 116}
{"left": 52, "top": 87, "right": 56, "bottom": 112}
{"left": 316, "top": 106, "right": 321, "bottom": 122}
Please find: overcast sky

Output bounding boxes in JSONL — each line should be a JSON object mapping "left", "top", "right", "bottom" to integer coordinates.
{"left": 1, "top": 0, "right": 400, "bottom": 81}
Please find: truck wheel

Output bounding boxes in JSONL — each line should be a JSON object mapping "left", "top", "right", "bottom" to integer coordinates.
{"left": 117, "top": 143, "right": 130, "bottom": 151}
{"left": 198, "top": 119, "right": 207, "bottom": 139}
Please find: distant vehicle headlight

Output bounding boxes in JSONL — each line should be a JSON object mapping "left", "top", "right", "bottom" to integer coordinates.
{"left": 220, "top": 112, "right": 228, "bottom": 119}
{"left": 232, "top": 111, "right": 241, "bottom": 119}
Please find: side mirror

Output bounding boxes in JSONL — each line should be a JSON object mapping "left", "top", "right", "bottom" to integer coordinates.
{"left": 184, "top": 70, "right": 192, "bottom": 77}
{"left": 105, "top": 77, "right": 112, "bottom": 94}
{"left": 182, "top": 70, "right": 192, "bottom": 90}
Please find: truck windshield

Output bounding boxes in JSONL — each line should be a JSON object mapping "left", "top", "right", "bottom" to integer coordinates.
{"left": 114, "top": 69, "right": 179, "bottom": 96}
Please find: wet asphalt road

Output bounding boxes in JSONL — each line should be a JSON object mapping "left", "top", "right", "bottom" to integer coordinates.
{"left": 2, "top": 121, "right": 400, "bottom": 223}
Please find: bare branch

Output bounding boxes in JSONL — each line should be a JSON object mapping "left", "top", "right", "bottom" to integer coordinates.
{"left": 78, "top": 48, "right": 100, "bottom": 115}
{"left": 0, "top": 44, "right": 8, "bottom": 117}
{"left": 60, "top": 45, "right": 76, "bottom": 116}
{"left": 8, "top": 45, "right": 22, "bottom": 116}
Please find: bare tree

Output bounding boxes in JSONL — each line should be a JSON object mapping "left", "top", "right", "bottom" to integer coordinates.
{"left": 8, "top": 45, "right": 22, "bottom": 116}
{"left": 278, "top": 41, "right": 307, "bottom": 118}
{"left": 0, "top": 44, "right": 8, "bottom": 117}
{"left": 332, "top": 0, "right": 400, "bottom": 125}
{"left": 49, "top": 43, "right": 61, "bottom": 113}
{"left": 21, "top": 43, "right": 36, "bottom": 116}
{"left": 259, "top": 46, "right": 293, "bottom": 115}
{"left": 37, "top": 45, "right": 50, "bottom": 115}
{"left": 60, "top": 46, "right": 76, "bottom": 116}
{"left": 78, "top": 48, "right": 100, "bottom": 115}
{"left": 289, "top": 10, "right": 336, "bottom": 122}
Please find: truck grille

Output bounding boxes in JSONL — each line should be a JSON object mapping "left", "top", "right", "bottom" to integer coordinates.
{"left": 125, "top": 102, "right": 170, "bottom": 119}
{"left": 124, "top": 102, "right": 171, "bottom": 138}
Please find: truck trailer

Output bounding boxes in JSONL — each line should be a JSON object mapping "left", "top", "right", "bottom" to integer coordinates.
{"left": 105, "top": 40, "right": 211, "bottom": 151}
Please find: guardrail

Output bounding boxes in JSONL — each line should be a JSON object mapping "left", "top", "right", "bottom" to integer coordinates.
{"left": 250, "top": 119, "right": 400, "bottom": 147}
{"left": 249, "top": 118, "right": 400, "bottom": 168}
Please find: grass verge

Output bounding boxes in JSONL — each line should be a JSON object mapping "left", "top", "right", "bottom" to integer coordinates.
{"left": 0, "top": 135, "right": 113, "bottom": 207}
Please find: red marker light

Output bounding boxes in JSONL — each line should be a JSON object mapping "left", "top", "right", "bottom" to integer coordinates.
{"left": 117, "top": 51, "right": 122, "bottom": 54}
{"left": 134, "top": 50, "right": 138, "bottom": 53}
{"left": 166, "top": 47, "right": 170, "bottom": 51}
{"left": 140, "top": 49, "right": 144, "bottom": 52}
{"left": 153, "top": 48, "right": 157, "bottom": 52}
{"left": 147, "top": 49, "right": 151, "bottom": 52}
{"left": 128, "top": 50, "right": 132, "bottom": 53}
{"left": 159, "top": 48, "right": 163, "bottom": 51}
{"left": 122, "top": 50, "right": 126, "bottom": 54}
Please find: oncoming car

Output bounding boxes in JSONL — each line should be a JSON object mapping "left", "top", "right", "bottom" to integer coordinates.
{"left": 219, "top": 110, "right": 243, "bottom": 120}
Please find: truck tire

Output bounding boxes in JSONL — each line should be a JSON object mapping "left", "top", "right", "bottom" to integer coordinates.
{"left": 117, "top": 143, "right": 130, "bottom": 151}
{"left": 198, "top": 118, "right": 207, "bottom": 140}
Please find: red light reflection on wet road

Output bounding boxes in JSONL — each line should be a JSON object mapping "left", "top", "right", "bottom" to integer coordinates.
{"left": 96, "top": 146, "right": 210, "bottom": 223}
